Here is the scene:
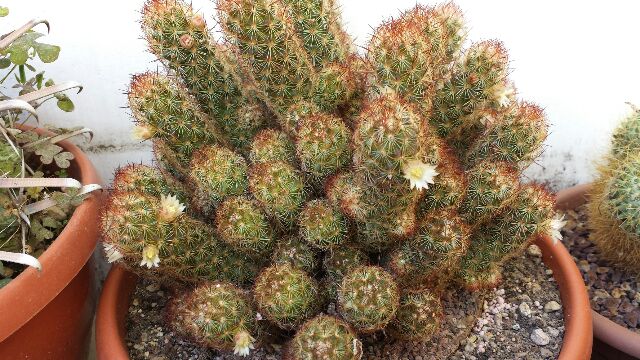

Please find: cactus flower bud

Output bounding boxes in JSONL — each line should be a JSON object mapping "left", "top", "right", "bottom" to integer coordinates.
{"left": 191, "top": 14, "right": 206, "bottom": 30}
{"left": 179, "top": 34, "right": 194, "bottom": 48}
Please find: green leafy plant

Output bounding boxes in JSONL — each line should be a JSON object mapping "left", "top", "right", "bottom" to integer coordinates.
{"left": 101, "top": 0, "right": 562, "bottom": 356}
{"left": 0, "top": 8, "right": 97, "bottom": 288}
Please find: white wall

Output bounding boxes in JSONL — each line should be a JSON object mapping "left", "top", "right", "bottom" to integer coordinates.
{"left": 4, "top": 0, "right": 640, "bottom": 189}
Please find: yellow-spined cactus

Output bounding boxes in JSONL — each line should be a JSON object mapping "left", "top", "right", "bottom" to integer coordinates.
{"left": 589, "top": 108, "right": 640, "bottom": 273}
{"left": 101, "top": 0, "right": 560, "bottom": 356}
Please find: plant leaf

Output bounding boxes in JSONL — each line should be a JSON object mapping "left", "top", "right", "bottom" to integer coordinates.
{"left": 33, "top": 142, "right": 63, "bottom": 165}
{"left": 8, "top": 48, "right": 28, "bottom": 65}
{"left": 33, "top": 42, "right": 60, "bottom": 63}
{"left": 0, "top": 278, "right": 10, "bottom": 288}
{"left": 0, "top": 58, "right": 11, "bottom": 69}
{"left": 41, "top": 216, "right": 61, "bottom": 229}
{"left": 56, "top": 97, "right": 74, "bottom": 112}
{"left": 53, "top": 151, "right": 74, "bottom": 168}
{"left": 0, "top": 7, "right": 9, "bottom": 17}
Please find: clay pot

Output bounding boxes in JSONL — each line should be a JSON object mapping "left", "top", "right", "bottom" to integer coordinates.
{"left": 0, "top": 127, "right": 103, "bottom": 359}
{"left": 556, "top": 184, "right": 640, "bottom": 360}
{"left": 96, "top": 233, "right": 593, "bottom": 359}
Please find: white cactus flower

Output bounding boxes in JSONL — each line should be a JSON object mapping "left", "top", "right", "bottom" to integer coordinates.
{"left": 132, "top": 125, "right": 154, "bottom": 140}
{"left": 493, "top": 82, "right": 515, "bottom": 108}
{"left": 233, "top": 330, "right": 255, "bottom": 357}
{"left": 103, "top": 243, "right": 123, "bottom": 263}
{"left": 158, "top": 194, "right": 185, "bottom": 222}
{"left": 140, "top": 244, "right": 160, "bottom": 268}
{"left": 548, "top": 214, "right": 567, "bottom": 244}
{"left": 402, "top": 160, "right": 439, "bottom": 191}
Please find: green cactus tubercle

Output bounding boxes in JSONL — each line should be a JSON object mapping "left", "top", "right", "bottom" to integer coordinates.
{"left": 189, "top": 145, "right": 248, "bottom": 215}
{"left": 390, "top": 289, "right": 442, "bottom": 340}
{"left": 337, "top": 266, "right": 400, "bottom": 333}
{"left": 299, "top": 199, "right": 347, "bottom": 250}
{"left": 249, "top": 161, "right": 306, "bottom": 225}
{"left": 287, "top": 315, "right": 362, "bottom": 360}
{"left": 215, "top": 195, "right": 275, "bottom": 256}
{"left": 253, "top": 263, "right": 320, "bottom": 329}
{"left": 169, "top": 282, "right": 258, "bottom": 355}
{"left": 271, "top": 236, "right": 319, "bottom": 273}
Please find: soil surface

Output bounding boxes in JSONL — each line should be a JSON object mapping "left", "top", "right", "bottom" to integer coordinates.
{"left": 126, "top": 249, "right": 564, "bottom": 359}
{"left": 561, "top": 205, "right": 640, "bottom": 334}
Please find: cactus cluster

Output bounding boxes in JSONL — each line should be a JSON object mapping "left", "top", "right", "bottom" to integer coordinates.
{"left": 588, "top": 108, "right": 640, "bottom": 274}
{"left": 101, "top": 0, "right": 562, "bottom": 357}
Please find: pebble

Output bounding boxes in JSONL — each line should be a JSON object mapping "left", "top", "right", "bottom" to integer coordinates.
{"left": 518, "top": 302, "right": 532, "bottom": 317}
{"left": 611, "top": 288, "right": 625, "bottom": 299}
{"left": 593, "top": 289, "right": 611, "bottom": 300}
{"left": 527, "top": 245, "right": 542, "bottom": 257}
{"left": 578, "top": 260, "right": 590, "bottom": 272}
{"left": 540, "top": 348, "right": 554, "bottom": 358}
{"left": 544, "top": 301, "right": 561, "bottom": 312}
{"left": 547, "top": 327, "right": 560, "bottom": 337}
{"left": 624, "top": 311, "right": 640, "bottom": 327}
{"left": 530, "top": 328, "right": 550, "bottom": 346}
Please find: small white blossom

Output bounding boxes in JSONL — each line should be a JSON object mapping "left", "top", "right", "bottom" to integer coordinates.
{"left": 233, "top": 330, "right": 255, "bottom": 357}
{"left": 493, "top": 82, "right": 515, "bottom": 108}
{"left": 132, "top": 125, "right": 154, "bottom": 141}
{"left": 140, "top": 244, "right": 160, "bottom": 268}
{"left": 158, "top": 194, "right": 185, "bottom": 222}
{"left": 353, "top": 338, "right": 362, "bottom": 355}
{"left": 548, "top": 214, "right": 567, "bottom": 244}
{"left": 402, "top": 160, "right": 439, "bottom": 191}
{"left": 103, "top": 243, "right": 123, "bottom": 263}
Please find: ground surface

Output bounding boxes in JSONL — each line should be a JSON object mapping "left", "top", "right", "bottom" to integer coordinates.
{"left": 126, "top": 249, "right": 564, "bottom": 360}
{"left": 561, "top": 206, "right": 640, "bottom": 334}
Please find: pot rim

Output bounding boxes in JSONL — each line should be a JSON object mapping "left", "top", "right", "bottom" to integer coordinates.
{"left": 0, "top": 125, "right": 103, "bottom": 342}
{"left": 556, "top": 183, "right": 640, "bottom": 358}
{"left": 96, "top": 233, "right": 593, "bottom": 360}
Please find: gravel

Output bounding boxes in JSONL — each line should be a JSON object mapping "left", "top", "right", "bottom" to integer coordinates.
{"left": 561, "top": 205, "right": 640, "bottom": 334}
{"left": 126, "top": 249, "right": 564, "bottom": 359}
{"left": 449, "top": 246, "right": 564, "bottom": 360}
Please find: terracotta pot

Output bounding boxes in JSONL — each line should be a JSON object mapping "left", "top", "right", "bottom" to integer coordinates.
{"left": 0, "top": 127, "right": 103, "bottom": 359}
{"left": 556, "top": 184, "right": 640, "bottom": 360}
{"left": 96, "top": 234, "right": 593, "bottom": 359}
